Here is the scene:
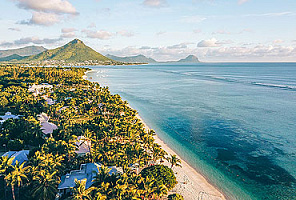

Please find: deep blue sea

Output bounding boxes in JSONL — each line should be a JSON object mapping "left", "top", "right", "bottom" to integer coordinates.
{"left": 86, "top": 63, "right": 296, "bottom": 200}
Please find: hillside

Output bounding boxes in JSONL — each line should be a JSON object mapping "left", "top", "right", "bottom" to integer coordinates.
{"left": 177, "top": 55, "right": 200, "bottom": 63}
{"left": 106, "top": 54, "right": 157, "bottom": 63}
{"left": 0, "top": 54, "right": 24, "bottom": 62}
{"left": 0, "top": 46, "right": 46, "bottom": 58}
{"left": 21, "top": 39, "right": 118, "bottom": 65}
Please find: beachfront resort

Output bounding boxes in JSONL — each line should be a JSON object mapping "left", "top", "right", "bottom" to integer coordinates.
{"left": 1, "top": 66, "right": 214, "bottom": 200}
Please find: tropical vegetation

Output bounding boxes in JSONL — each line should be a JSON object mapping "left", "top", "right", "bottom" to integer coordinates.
{"left": 0, "top": 65, "right": 182, "bottom": 199}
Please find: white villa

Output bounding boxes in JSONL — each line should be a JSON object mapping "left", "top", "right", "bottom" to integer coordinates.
{"left": 75, "top": 136, "right": 91, "bottom": 155}
{"left": 37, "top": 112, "right": 58, "bottom": 136}
{"left": 0, "top": 112, "right": 19, "bottom": 123}
{"left": 28, "top": 83, "right": 53, "bottom": 96}
{"left": 57, "top": 163, "right": 120, "bottom": 198}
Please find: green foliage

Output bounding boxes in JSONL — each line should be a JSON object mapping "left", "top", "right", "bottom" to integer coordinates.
{"left": 141, "top": 164, "right": 177, "bottom": 190}
{"left": 0, "top": 65, "right": 177, "bottom": 200}
{"left": 7, "top": 139, "right": 24, "bottom": 151}
{"left": 168, "top": 193, "right": 184, "bottom": 200}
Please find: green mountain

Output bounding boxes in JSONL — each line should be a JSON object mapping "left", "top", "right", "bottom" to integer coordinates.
{"left": 21, "top": 39, "right": 117, "bottom": 64}
{"left": 106, "top": 54, "right": 157, "bottom": 63}
{"left": 177, "top": 55, "right": 200, "bottom": 63}
{"left": 0, "top": 46, "right": 46, "bottom": 58}
{"left": 0, "top": 54, "right": 25, "bottom": 62}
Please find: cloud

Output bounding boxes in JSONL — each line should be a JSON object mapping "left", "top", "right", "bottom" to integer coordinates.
{"left": 14, "top": 0, "right": 78, "bottom": 14}
{"left": 244, "top": 12, "right": 295, "bottom": 17}
{"left": 0, "top": 36, "right": 62, "bottom": 47}
{"left": 0, "top": 42, "right": 14, "bottom": 48}
{"left": 19, "top": 12, "right": 61, "bottom": 26}
{"left": 180, "top": 15, "right": 207, "bottom": 23}
{"left": 8, "top": 27, "right": 21, "bottom": 32}
{"left": 205, "top": 45, "right": 296, "bottom": 60}
{"left": 61, "top": 28, "right": 76, "bottom": 33}
{"left": 116, "top": 30, "right": 135, "bottom": 37}
{"left": 82, "top": 29, "right": 112, "bottom": 40}
{"left": 143, "top": 0, "right": 168, "bottom": 8}
{"left": 273, "top": 39, "right": 284, "bottom": 44}
{"left": 13, "top": 0, "right": 78, "bottom": 26}
{"left": 197, "top": 38, "right": 219, "bottom": 47}
{"left": 167, "top": 43, "right": 192, "bottom": 49}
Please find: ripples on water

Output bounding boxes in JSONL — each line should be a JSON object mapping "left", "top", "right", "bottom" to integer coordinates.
{"left": 87, "top": 63, "right": 296, "bottom": 200}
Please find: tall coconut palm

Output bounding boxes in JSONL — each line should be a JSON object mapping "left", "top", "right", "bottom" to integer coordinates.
{"left": 71, "top": 179, "right": 94, "bottom": 200}
{"left": 32, "top": 170, "right": 59, "bottom": 200}
{"left": 5, "top": 161, "right": 30, "bottom": 200}
{"left": 167, "top": 154, "right": 182, "bottom": 169}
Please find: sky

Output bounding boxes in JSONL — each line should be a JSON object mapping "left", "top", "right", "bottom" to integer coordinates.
{"left": 0, "top": 0, "right": 296, "bottom": 62}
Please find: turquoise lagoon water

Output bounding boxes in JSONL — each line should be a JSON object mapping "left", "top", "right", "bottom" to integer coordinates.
{"left": 86, "top": 63, "right": 296, "bottom": 200}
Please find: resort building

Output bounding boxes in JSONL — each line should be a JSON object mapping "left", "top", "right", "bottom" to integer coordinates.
{"left": 28, "top": 83, "right": 53, "bottom": 96}
{"left": 1, "top": 150, "right": 30, "bottom": 166}
{"left": 75, "top": 136, "right": 91, "bottom": 155}
{"left": 57, "top": 163, "right": 120, "bottom": 198}
{"left": 0, "top": 112, "right": 19, "bottom": 123}
{"left": 37, "top": 112, "right": 58, "bottom": 137}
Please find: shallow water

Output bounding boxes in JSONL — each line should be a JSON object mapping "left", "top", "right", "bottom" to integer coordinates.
{"left": 87, "top": 63, "right": 296, "bottom": 200}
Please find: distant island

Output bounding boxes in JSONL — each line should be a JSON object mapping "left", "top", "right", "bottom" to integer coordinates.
{"left": 106, "top": 54, "right": 201, "bottom": 64}
{"left": 176, "top": 55, "right": 200, "bottom": 63}
{"left": 106, "top": 54, "right": 157, "bottom": 63}
{"left": 0, "top": 39, "right": 201, "bottom": 65}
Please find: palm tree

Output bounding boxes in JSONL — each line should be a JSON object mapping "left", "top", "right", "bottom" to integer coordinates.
{"left": 0, "top": 156, "right": 14, "bottom": 199}
{"left": 0, "top": 156, "right": 14, "bottom": 175}
{"left": 167, "top": 154, "right": 182, "bottom": 169}
{"left": 71, "top": 179, "right": 94, "bottom": 200}
{"left": 93, "top": 165, "right": 111, "bottom": 186}
{"left": 32, "top": 170, "right": 59, "bottom": 200}
{"left": 5, "top": 161, "right": 30, "bottom": 200}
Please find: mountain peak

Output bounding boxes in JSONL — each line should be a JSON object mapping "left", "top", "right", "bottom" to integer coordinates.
{"left": 68, "top": 39, "right": 84, "bottom": 45}
{"left": 20, "top": 39, "right": 117, "bottom": 64}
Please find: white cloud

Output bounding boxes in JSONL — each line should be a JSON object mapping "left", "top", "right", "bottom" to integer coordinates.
{"left": 0, "top": 36, "right": 62, "bottom": 47}
{"left": 82, "top": 29, "right": 112, "bottom": 40}
{"left": 14, "top": 0, "right": 78, "bottom": 26}
{"left": 273, "top": 39, "right": 284, "bottom": 44}
{"left": 143, "top": 0, "right": 168, "bottom": 8}
{"left": 197, "top": 38, "right": 219, "bottom": 47}
{"left": 116, "top": 30, "right": 134, "bottom": 37}
{"left": 180, "top": 15, "right": 207, "bottom": 24}
{"left": 244, "top": 12, "right": 295, "bottom": 17}
{"left": 14, "top": 0, "right": 78, "bottom": 14}
{"left": 100, "top": 42, "right": 296, "bottom": 62}
{"left": 61, "top": 28, "right": 76, "bottom": 33}
{"left": 61, "top": 28, "right": 77, "bottom": 38}
{"left": 23, "top": 12, "right": 61, "bottom": 26}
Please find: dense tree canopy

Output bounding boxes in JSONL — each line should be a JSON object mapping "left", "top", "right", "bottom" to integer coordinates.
{"left": 0, "top": 66, "right": 180, "bottom": 200}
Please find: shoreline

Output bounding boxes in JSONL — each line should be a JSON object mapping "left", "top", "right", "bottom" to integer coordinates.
{"left": 133, "top": 108, "right": 226, "bottom": 200}
{"left": 85, "top": 70, "right": 226, "bottom": 200}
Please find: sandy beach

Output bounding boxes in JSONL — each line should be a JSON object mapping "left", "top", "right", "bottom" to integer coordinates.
{"left": 135, "top": 112, "right": 226, "bottom": 200}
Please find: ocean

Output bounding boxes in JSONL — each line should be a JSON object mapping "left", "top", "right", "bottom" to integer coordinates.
{"left": 86, "top": 63, "right": 296, "bottom": 200}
